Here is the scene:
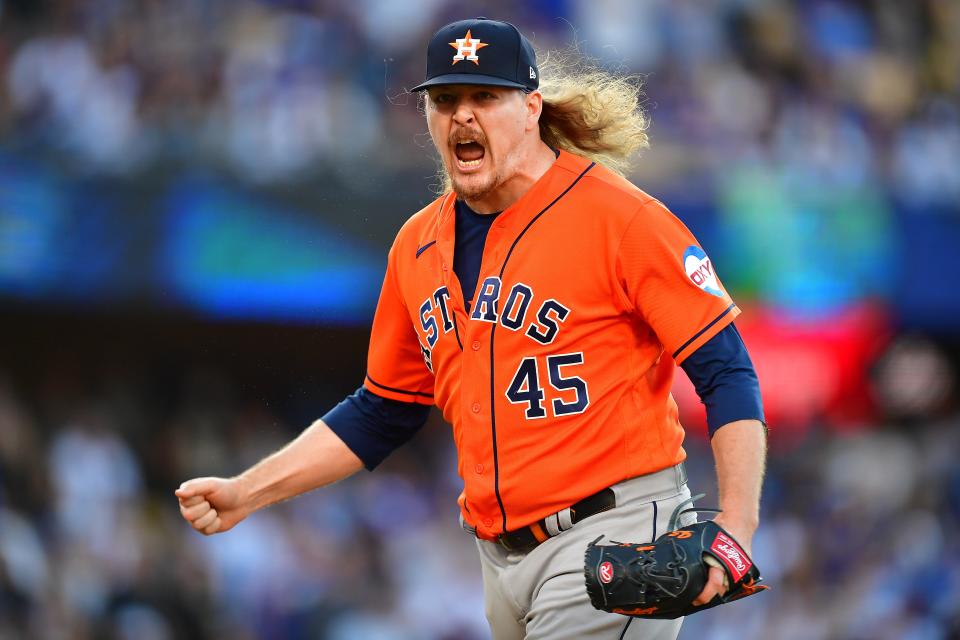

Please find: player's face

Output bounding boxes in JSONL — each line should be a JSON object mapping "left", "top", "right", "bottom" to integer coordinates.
{"left": 426, "top": 85, "right": 532, "bottom": 201}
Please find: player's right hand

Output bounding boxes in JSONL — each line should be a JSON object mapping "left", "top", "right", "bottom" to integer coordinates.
{"left": 175, "top": 476, "right": 250, "bottom": 535}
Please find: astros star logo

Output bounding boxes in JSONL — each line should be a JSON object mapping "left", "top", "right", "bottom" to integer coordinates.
{"left": 449, "top": 30, "right": 488, "bottom": 65}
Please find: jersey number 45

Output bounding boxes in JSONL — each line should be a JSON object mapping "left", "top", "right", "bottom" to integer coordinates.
{"left": 505, "top": 352, "right": 590, "bottom": 420}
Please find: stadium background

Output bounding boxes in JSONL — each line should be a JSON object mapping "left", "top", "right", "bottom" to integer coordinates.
{"left": 1, "top": 0, "right": 958, "bottom": 638}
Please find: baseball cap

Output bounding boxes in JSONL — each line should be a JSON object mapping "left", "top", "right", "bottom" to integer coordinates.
{"left": 411, "top": 18, "right": 539, "bottom": 92}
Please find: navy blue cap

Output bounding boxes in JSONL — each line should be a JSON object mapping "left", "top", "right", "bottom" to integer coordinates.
{"left": 411, "top": 18, "right": 539, "bottom": 92}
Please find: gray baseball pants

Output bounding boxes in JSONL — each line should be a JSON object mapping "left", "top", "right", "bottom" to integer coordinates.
{"left": 474, "top": 464, "right": 695, "bottom": 639}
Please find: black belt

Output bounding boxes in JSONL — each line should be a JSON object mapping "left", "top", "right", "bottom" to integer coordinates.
{"left": 495, "top": 488, "right": 616, "bottom": 552}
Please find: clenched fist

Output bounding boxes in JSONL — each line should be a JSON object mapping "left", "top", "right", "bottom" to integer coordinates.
{"left": 175, "top": 476, "right": 251, "bottom": 535}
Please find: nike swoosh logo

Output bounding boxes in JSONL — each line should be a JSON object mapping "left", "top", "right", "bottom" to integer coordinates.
{"left": 416, "top": 240, "right": 437, "bottom": 258}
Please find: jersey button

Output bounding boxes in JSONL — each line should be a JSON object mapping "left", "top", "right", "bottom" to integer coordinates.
{"left": 474, "top": 463, "right": 484, "bottom": 474}
{"left": 471, "top": 340, "right": 481, "bottom": 351}
{"left": 441, "top": 262, "right": 448, "bottom": 271}
{"left": 471, "top": 402, "right": 481, "bottom": 413}
{"left": 483, "top": 517, "right": 494, "bottom": 527}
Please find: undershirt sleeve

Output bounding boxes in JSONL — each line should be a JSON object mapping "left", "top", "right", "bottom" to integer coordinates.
{"left": 679, "top": 323, "right": 765, "bottom": 437}
{"left": 323, "top": 386, "right": 433, "bottom": 471}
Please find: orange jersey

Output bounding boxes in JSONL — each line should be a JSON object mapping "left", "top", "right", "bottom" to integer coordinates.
{"left": 364, "top": 150, "right": 739, "bottom": 539}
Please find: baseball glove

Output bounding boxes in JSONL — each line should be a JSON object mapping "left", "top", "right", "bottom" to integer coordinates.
{"left": 583, "top": 495, "right": 768, "bottom": 619}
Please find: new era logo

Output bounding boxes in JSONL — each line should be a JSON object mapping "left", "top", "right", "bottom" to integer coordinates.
{"left": 529, "top": 66, "right": 537, "bottom": 79}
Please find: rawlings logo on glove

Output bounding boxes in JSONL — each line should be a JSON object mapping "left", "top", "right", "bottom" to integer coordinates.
{"left": 583, "top": 497, "right": 768, "bottom": 619}
{"left": 710, "top": 531, "right": 749, "bottom": 581}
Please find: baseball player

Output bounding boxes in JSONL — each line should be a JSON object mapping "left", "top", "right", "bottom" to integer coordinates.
{"left": 177, "top": 18, "right": 767, "bottom": 639}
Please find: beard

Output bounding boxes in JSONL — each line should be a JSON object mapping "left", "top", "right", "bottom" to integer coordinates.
{"left": 449, "top": 165, "right": 500, "bottom": 200}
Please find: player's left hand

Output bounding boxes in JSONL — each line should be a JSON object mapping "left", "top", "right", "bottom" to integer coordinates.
{"left": 584, "top": 516, "right": 768, "bottom": 619}
{"left": 691, "top": 516, "right": 754, "bottom": 606}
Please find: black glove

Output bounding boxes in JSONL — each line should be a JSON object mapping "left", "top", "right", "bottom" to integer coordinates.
{"left": 584, "top": 496, "right": 768, "bottom": 619}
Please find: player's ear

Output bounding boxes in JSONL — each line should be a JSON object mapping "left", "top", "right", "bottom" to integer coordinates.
{"left": 524, "top": 90, "right": 543, "bottom": 131}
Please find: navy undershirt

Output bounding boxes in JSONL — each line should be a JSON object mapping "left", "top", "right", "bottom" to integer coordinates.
{"left": 454, "top": 199, "right": 501, "bottom": 311}
{"left": 324, "top": 203, "right": 765, "bottom": 470}
{"left": 681, "top": 323, "right": 765, "bottom": 434}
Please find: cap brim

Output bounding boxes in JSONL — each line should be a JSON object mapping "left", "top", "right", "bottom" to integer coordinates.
{"left": 411, "top": 73, "right": 528, "bottom": 92}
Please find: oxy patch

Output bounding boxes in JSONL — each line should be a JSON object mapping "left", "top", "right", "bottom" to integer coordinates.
{"left": 683, "top": 246, "right": 723, "bottom": 297}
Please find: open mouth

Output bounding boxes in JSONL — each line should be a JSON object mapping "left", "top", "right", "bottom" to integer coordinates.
{"left": 454, "top": 139, "right": 486, "bottom": 171}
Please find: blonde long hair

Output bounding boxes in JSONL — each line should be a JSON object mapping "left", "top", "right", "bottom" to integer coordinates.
{"left": 537, "top": 48, "right": 649, "bottom": 174}
{"left": 431, "top": 48, "right": 650, "bottom": 193}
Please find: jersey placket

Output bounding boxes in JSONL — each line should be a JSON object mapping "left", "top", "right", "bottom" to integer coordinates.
{"left": 433, "top": 200, "right": 502, "bottom": 534}
{"left": 453, "top": 194, "right": 553, "bottom": 536}
{"left": 470, "top": 219, "right": 511, "bottom": 534}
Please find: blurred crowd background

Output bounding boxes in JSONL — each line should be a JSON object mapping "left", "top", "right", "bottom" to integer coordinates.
{"left": 1, "top": 0, "right": 959, "bottom": 638}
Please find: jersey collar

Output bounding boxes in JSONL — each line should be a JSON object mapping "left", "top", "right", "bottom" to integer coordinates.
{"left": 434, "top": 149, "right": 593, "bottom": 275}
